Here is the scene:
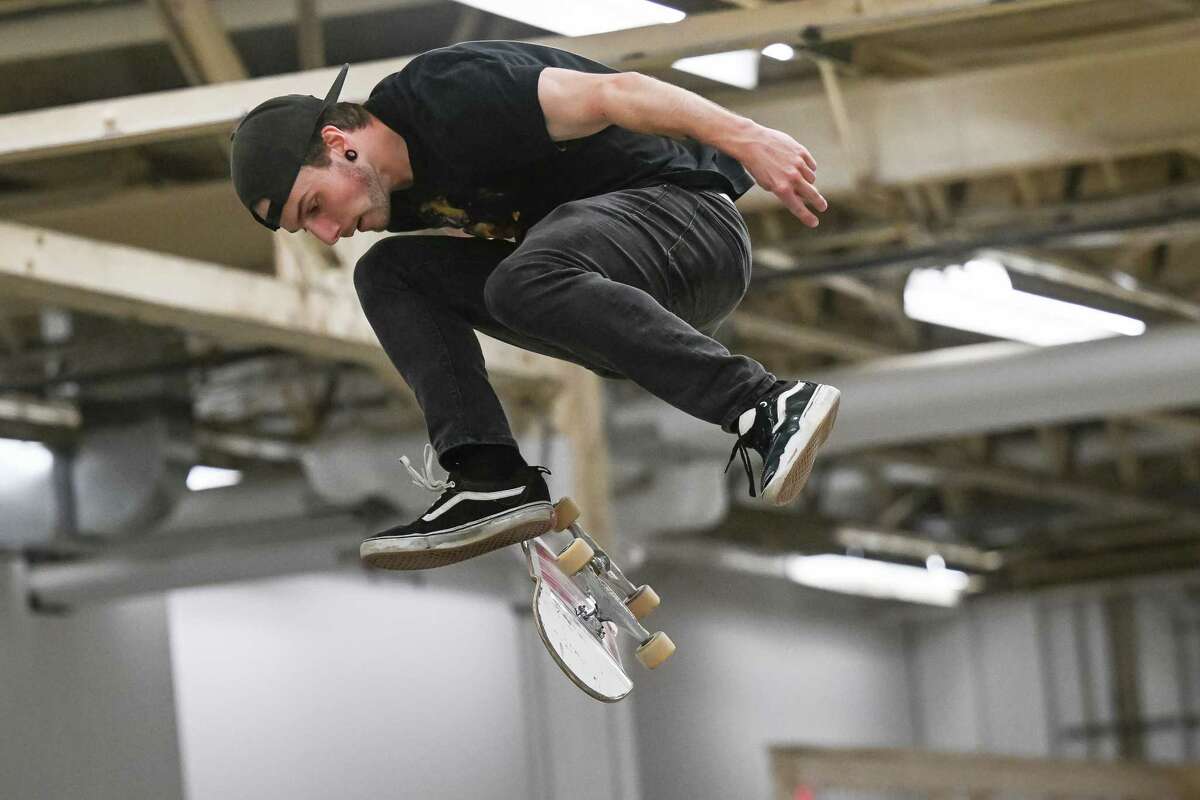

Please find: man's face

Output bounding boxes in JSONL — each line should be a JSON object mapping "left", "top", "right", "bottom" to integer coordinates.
{"left": 258, "top": 156, "right": 391, "bottom": 245}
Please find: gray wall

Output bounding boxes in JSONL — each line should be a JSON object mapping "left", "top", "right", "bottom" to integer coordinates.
{"left": 168, "top": 572, "right": 540, "bottom": 800}
{"left": 908, "top": 586, "right": 1200, "bottom": 762}
{"left": 910, "top": 595, "right": 1053, "bottom": 755}
{"left": 633, "top": 563, "right": 916, "bottom": 800}
{"left": 165, "top": 560, "right": 916, "bottom": 800}
{"left": 167, "top": 566, "right": 642, "bottom": 800}
{"left": 0, "top": 557, "right": 183, "bottom": 800}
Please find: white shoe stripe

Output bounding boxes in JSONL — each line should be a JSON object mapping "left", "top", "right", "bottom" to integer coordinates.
{"left": 737, "top": 406, "right": 757, "bottom": 437}
{"left": 421, "top": 487, "right": 526, "bottom": 522}
{"left": 761, "top": 384, "right": 840, "bottom": 504}
{"left": 772, "top": 382, "right": 806, "bottom": 435}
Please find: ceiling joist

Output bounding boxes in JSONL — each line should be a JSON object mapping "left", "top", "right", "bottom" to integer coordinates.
{"left": 0, "top": 220, "right": 558, "bottom": 388}
{"left": 3, "top": 32, "right": 1195, "bottom": 215}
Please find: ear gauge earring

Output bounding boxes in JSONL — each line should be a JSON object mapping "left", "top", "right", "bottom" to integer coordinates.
{"left": 346, "top": 149, "right": 358, "bottom": 161}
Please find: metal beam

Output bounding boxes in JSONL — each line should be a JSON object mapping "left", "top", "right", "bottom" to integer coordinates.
{"left": 994, "top": 248, "right": 1200, "bottom": 323}
{"left": 833, "top": 525, "right": 1002, "bottom": 572}
{"left": 1127, "top": 412, "right": 1200, "bottom": 437}
{"left": 864, "top": 449, "right": 1200, "bottom": 527}
{"left": 756, "top": 183, "right": 1200, "bottom": 281}
{"left": 670, "top": 505, "right": 1002, "bottom": 572}
{"left": 730, "top": 312, "right": 898, "bottom": 360}
{"left": 1004, "top": 542, "right": 1200, "bottom": 590}
{"left": 0, "top": 221, "right": 557, "bottom": 385}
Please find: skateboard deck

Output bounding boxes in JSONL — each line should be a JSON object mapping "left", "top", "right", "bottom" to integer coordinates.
{"left": 522, "top": 498, "right": 674, "bottom": 703}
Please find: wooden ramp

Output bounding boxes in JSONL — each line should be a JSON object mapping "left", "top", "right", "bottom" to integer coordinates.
{"left": 771, "top": 746, "right": 1200, "bottom": 800}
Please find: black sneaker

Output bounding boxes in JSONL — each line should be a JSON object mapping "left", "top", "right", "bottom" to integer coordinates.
{"left": 725, "top": 381, "right": 841, "bottom": 506}
{"left": 360, "top": 445, "right": 554, "bottom": 570}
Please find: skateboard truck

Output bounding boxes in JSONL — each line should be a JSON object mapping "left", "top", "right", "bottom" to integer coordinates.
{"left": 522, "top": 497, "right": 676, "bottom": 702}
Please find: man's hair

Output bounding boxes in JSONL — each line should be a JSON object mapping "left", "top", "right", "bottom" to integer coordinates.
{"left": 302, "top": 102, "right": 373, "bottom": 168}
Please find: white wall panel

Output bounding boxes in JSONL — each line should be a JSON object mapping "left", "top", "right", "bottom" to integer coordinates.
{"left": 631, "top": 566, "right": 914, "bottom": 800}
{"left": 0, "top": 557, "right": 183, "bottom": 800}
{"left": 910, "top": 589, "right": 1200, "bottom": 765}
{"left": 909, "top": 614, "right": 982, "bottom": 752}
{"left": 168, "top": 573, "right": 535, "bottom": 800}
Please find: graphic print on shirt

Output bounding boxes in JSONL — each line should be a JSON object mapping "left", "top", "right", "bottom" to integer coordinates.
{"left": 417, "top": 189, "right": 523, "bottom": 240}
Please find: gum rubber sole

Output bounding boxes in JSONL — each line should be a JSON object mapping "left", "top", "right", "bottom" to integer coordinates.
{"left": 362, "top": 511, "right": 553, "bottom": 571}
{"left": 764, "top": 388, "right": 841, "bottom": 507}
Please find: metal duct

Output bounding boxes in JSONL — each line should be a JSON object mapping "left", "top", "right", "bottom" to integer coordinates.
{"left": 611, "top": 323, "right": 1200, "bottom": 456}
{"left": 1, "top": 415, "right": 188, "bottom": 546}
{"left": 21, "top": 324, "right": 1200, "bottom": 608}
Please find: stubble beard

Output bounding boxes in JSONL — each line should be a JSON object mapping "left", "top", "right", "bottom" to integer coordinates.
{"left": 339, "top": 160, "right": 391, "bottom": 231}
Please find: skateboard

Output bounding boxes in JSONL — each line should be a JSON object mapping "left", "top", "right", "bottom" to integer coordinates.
{"left": 521, "top": 497, "right": 676, "bottom": 703}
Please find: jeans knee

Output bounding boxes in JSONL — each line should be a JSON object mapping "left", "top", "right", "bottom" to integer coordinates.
{"left": 353, "top": 239, "right": 391, "bottom": 301}
{"left": 485, "top": 251, "right": 582, "bottom": 327}
{"left": 355, "top": 237, "right": 427, "bottom": 309}
{"left": 483, "top": 258, "right": 525, "bottom": 326}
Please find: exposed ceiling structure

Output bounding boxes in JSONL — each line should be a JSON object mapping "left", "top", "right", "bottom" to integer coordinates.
{"left": 2, "top": 0, "right": 1199, "bottom": 608}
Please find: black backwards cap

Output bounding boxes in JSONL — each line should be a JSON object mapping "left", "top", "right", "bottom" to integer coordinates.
{"left": 230, "top": 63, "right": 350, "bottom": 231}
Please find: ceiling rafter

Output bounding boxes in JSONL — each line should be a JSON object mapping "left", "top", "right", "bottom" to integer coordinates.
{"left": 3, "top": 0, "right": 1179, "bottom": 198}
{"left": 0, "top": 220, "right": 558, "bottom": 388}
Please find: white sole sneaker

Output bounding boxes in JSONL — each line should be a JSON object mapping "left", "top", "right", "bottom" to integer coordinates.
{"left": 761, "top": 384, "right": 841, "bottom": 506}
{"left": 360, "top": 502, "right": 554, "bottom": 571}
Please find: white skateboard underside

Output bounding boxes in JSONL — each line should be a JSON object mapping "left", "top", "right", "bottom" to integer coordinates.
{"left": 528, "top": 538, "right": 632, "bottom": 702}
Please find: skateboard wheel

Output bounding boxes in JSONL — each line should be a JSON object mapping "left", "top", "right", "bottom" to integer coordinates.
{"left": 556, "top": 538, "right": 594, "bottom": 575}
{"left": 625, "top": 585, "right": 661, "bottom": 621}
{"left": 552, "top": 497, "right": 581, "bottom": 531}
{"left": 636, "top": 631, "right": 676, "bottom": 670}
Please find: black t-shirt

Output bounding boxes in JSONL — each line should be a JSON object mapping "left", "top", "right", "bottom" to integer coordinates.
{"left": 362, "top": 40, "right": 753, "bottom": 240}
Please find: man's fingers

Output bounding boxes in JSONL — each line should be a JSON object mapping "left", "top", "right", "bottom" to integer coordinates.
{"left": 799, "top": 147, "right": 817, "bottom": 172}
{"left": 779, "top": 188, "right": 819, "bottom": 227}
{"left": 796, "top": 179, "right": 828, "bottom": 213}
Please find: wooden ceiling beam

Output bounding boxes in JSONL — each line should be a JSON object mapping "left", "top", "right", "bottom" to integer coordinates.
{"left": 1, "top": 1, "right": 1184, "bottom": 200}
{"left": 0, "top": 220, "right": 558, "bottom": 387}
{"left": 149, "top": 0, "right": 249, "bottom": 86}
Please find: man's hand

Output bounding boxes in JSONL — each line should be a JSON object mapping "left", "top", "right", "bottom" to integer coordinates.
{"left": 732, "top": 124, "right": 828, "bottom": 227}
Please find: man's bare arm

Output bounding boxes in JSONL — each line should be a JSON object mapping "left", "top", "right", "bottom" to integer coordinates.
{"left": 538, "top": 67, "right": 827, "bottom": 227}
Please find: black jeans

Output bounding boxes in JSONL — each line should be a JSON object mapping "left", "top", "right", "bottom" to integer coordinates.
{"left": 353, "top": 183, "right": 778, "bottom": 466}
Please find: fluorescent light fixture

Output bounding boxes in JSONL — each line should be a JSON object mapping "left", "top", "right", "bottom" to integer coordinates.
{"left": 672, "top": 49, "right": 760, "bottom": 89}
{"left": 452, "top": 0, "right": 684, "bottom": 36}
{"left": 762, "top": 43, "right": 795, "bottom": 61}
{"left": 785, "top": 554, "right": 970, "bottom": 606}
{"left": 903, "top": 258, "right": 1146, "bottom": 346}
{"left": 0, "top": 437, "right": 54, "bottom": 482}
{"left": 187, "top": 465, "right": 243, "bottom": 492}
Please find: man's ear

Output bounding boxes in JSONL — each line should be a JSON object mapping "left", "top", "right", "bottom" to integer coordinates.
{"left": 319, "top": 125, "right": 350, "bottom": 158}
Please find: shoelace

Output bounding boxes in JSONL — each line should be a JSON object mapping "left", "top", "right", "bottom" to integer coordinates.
{"left": 399, "top": 443, "right": 455, "bottom": 493}
{"left": 725, "top": 435, "right": 757, "bottom": 499}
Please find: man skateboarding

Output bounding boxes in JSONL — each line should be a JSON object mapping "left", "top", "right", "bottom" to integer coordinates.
{"left": 230, "top": 40, "right": 840, "bottom": 571}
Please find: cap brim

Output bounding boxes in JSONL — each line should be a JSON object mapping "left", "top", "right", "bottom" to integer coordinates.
{"left": 322, "top": 63, "right": 349, "bottom": 112}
